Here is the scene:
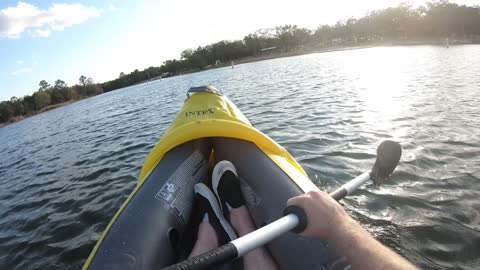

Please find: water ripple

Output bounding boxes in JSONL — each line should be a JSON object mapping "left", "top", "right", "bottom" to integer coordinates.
{"left": 1, "top": 45, "right": 480, "bottom": 269}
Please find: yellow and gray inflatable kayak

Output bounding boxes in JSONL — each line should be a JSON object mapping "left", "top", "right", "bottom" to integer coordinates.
{"left": 83, "top": 86, "right": 348, "bottom": 270}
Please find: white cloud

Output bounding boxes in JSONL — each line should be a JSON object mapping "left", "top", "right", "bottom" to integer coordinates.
{"left": 34, "top": 29, "right": 50, "bottom": 37}
{"left": 16, "top": 59, "right": 24, "bottom": 64}
{"left": 0, "top": 2, "right": 100, "bottom": 39}
{"left": 11, "top": 67, "right": 33, "bottom": 76}
{"left": 108, "top": 3, "right": 116, "bottom": 11}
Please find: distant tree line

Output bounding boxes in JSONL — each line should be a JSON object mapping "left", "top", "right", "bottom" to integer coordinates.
{"left": 0, "top": 76, "right": 102, "bottom": 123}
{"left": 102, "top": 67, "right": 163, "bottom": 92}
{"left": 101, "top": 1, "right": 480, "bottom": 91}
{"left": 2, "top": 1, "right": 480, "bottom": 124}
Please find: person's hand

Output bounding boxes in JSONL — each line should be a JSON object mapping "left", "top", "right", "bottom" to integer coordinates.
{"left": 287, "top": 191, "right": 350, "bottom": 238}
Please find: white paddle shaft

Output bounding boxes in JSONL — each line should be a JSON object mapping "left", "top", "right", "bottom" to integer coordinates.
{"left": 341, "top": 171, "right": 371, "bottom": 195}
{"left": 231, "top": 214, "right": 299, "bottom": 256}
{"left": 161, "top": 170, "right": 374, "bottom": 270}
{"left": 231, "top": 171, "right": 371, "bottom": 257}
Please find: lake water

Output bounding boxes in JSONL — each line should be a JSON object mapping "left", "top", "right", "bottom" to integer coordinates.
{"left": 1, "top": 45, "right": 479, "bottom": 270}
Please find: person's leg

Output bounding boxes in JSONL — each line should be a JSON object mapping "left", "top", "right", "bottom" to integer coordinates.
{"left": 189, "top": 183, "right": 237, "bottom": 258}
{"left": 189, "top": 218, "right": 218, "bottom": 257}
{"left": 212, "top": 161, "right": 278, "bottom": 270}
{"left": 229, "top": 206, "right": 278, "bottom": 270}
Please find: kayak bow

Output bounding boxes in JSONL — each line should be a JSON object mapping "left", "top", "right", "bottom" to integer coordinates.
{"left": 83, "top": 86, "right": 346, "bottom": 270}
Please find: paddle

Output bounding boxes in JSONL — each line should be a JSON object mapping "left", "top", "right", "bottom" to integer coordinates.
{"left": 161, "top": 140, "right": 402, "bottom": 270}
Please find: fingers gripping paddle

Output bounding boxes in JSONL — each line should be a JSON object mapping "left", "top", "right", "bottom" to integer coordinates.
{"left": 161, "top": 141, "right": 402, "bottom": 270}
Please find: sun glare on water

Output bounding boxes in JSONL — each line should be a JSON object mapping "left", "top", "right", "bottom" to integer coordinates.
{"left": 340, "top": 47, "right": 413, "bottom": 139}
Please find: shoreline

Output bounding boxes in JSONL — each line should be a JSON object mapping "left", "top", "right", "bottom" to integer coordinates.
{"left": 2, "top": 40, "right": 477, "bottom": 128}
{"left": 0, "top": 100, "right": 77, "bottom": 128}
{"left": 203, "top": 38, "right": 478, "bottom": 70}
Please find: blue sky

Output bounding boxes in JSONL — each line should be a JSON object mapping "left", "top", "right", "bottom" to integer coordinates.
{"left": 0, "top": 0, "right": 477, "bottom": 101}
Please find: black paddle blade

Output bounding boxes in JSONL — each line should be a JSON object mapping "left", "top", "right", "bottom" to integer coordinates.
{"left": 370, "top": 140, "right": 402, "bottom": 186}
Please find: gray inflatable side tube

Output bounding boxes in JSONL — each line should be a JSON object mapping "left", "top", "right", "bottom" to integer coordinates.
{"left": 87, "top": 139, "right": 211, "bottom": 270}
{"left": 212, "top": 137, "right": 348, "bottom": 270}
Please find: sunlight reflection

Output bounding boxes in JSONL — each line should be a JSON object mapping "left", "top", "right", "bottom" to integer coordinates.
{"left": 341, "top": 47, "right": 414, "bottom": 138}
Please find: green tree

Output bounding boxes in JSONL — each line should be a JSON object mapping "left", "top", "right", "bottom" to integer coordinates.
{"left": 39, "top": 80, "right": 51, "bottom": 91}
{"left": 47, "top": 80, "right": 68, "bottom": 104}
{"left": 54, "top": 79, "right": 68, "bottom": 89}
{"left": 180, "top": 48, "right": 209, "bottom": 69}
{"left": 0, "top": 101, "right": 14, "bottom": 122}
{"left": 60, "top": 87, "right": 75, "bottom": 101}
{"left": 10, "top": 96, "right": 24, "bottom": 116}
{"left": 79, "top": 75, "right": 87, "bottom": 86}
{"left": 243, "top": 30, "right": 276, "bottom": 55}
{"left": 22, "top": 95, "right": 35, "bottom": 115}
{"left": 181, "top": 49, "right": 195, "bottom": 60}
{"left": 275, "top": 25, "right": 310, "bottom": 51}
{"left": 33, "top": 90, "right": 51, "bottom": 110}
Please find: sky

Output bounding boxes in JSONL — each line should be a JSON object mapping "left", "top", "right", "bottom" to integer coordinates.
{"left": 0, "top": 0, "right": 478, "bottom": 101}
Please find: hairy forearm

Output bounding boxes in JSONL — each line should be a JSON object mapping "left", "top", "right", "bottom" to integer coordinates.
{"left": 328, "top": 216, "right": 417, "bottom": 270}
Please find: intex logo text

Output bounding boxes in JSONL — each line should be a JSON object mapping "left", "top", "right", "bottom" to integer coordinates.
{"left": 185, "top": 108, "right": 214, "bottom": 117}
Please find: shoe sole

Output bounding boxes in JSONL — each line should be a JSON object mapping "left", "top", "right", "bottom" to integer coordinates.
{"left": 194, "top": 183, "right": 237, "bottom": 241}
{"left": 212, "top": 160, "right": 238, "bottom": 212}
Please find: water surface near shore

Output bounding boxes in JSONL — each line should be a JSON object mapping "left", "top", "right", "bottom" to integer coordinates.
{"left": 1, "top": 45, "right": 479, "bottom": 269}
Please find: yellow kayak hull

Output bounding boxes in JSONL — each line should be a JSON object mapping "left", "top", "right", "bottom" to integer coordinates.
{"left": 83, "top": 86, "right": 330, "bottom": 270}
